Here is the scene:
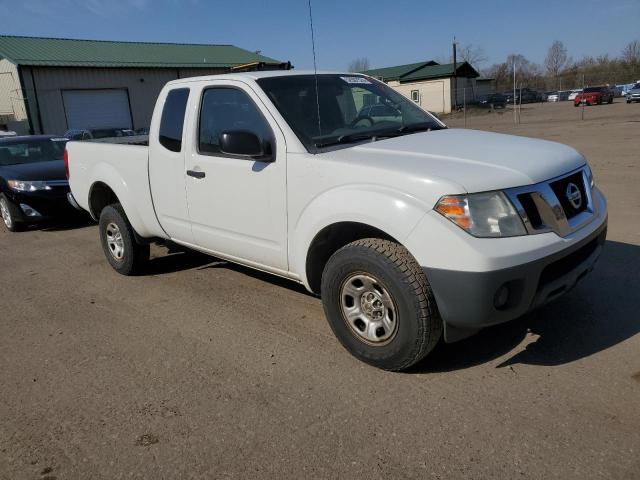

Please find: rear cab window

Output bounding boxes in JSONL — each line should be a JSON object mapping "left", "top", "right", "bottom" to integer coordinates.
{"left": 159, "top": 88, "right": 190, "bottom": 152}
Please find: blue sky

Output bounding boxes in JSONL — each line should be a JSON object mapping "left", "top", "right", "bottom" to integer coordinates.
{"left": 1, "top": 0, "right": 639, "bottom": 71}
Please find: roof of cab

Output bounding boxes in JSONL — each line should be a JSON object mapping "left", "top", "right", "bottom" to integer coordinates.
{"left": 165, "top": 70, "right": 360, "bottom": 85}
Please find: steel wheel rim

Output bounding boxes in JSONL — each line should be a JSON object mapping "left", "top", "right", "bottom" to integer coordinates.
{"left": 105, "top": 222, "right": 125, "bottom": 261}
{"left": 340, "top": 273, "right": 398, "bottom": 345}
{"left": 0, "top": 199, "right": 12, "bottom": 229}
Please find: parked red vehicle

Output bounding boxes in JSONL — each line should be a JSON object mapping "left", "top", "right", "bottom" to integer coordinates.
{"left": 574, "top": 86, "right": 614, "bottom": 106}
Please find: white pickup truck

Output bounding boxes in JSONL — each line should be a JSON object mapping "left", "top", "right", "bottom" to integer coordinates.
{"left": 67, "top": 71, "right": 607, "bottom": 370}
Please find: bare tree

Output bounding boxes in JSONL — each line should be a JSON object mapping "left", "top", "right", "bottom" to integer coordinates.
{"left": 621, "top": 40, "right": 640, "bottom": 64}
{"left": 457, "top": 44, "right": 488, "bottom": 69}
{"left": 348, "top": 58, "right": 370, "bottom": 73}
{"left": 545, "top": 41, "right": 569, "bottom": 87}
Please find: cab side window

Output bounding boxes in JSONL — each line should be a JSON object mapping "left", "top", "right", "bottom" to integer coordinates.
{"left": 159, "top": 88, "right": 189, "bottom": 152}
{"left": 198, "top": 88, "right": 273, "bottom": 156}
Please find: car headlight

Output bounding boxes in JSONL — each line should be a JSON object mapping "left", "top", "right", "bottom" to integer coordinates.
{"left": 7, "top": 180, "right": 52, "bottom": 192}
{"left": 435, "top": 191, "right": 526, "bottom": 237}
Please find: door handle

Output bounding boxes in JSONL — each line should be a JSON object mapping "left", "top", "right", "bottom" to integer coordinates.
{"left": 187, "top": 170, "right": 206, "bottom": 179}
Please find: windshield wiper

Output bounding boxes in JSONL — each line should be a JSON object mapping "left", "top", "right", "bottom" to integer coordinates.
{"left": 314, "top": 123, "right": 445, "bottom": 149}
{"left": 314, "top": 130, "right": 396, "bottom": 149}
{"left": 396, "top": 122, "right": 446, "bottom": 134}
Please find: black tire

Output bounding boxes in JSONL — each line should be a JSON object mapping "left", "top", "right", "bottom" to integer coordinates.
{"left": 98, "top": 204, "right": 149, "bottom": 275}
{"left": 0, "top": 194, "right": 24, "bottom": 232}
{"left": 321, "top": 238, "right": 442, "bottom": 371}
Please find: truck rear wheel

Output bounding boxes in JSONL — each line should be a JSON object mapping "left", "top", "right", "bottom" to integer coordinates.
{"left": 321, "top": 238, "right": 442, "bottom": 371}
{"left": 98, "top": 204, "right": 149, "bottom": 275}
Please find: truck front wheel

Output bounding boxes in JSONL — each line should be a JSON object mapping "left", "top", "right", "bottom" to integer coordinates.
{"left": 321, "top": 238, "right": 442, "bottom": 371}
{"left": 98, "top": 204, "right": 149, "bottom": 275}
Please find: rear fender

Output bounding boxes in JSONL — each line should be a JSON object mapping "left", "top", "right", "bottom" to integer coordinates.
{"left": 88, "top": 163, "right": 150, "bottom": 237}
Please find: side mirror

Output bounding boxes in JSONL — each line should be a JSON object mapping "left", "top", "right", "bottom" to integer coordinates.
{"left": 219, "top": 130, "right": 272, "bottom": 161}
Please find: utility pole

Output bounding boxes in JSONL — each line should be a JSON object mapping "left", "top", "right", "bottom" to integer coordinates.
{"left": 513, "top": 59, "right": 517, "bottom": 125}
{"left": 453, "top": 36, "right": 458, "bottom": 110}
{"left": 463, "top": 87, "right": 467, "bottom": 128}
{"left": 581, "top": 73, "right": 585, "bottom": 121}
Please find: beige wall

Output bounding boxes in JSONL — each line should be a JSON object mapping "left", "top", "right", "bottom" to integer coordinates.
{"left": 388, "top": 77, "right": 488, "bottom": 113}
{"left": 23, "top": 66, "right": 226, "bottom": 134}
{"left": 0, "top": 59, "right": 27, "bottom": 121}
{"left": 388, "top": 78, "right": 451, "bottom": 113}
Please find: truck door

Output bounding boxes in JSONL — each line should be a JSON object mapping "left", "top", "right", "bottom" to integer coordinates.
{"left": 184, "top": 81, "right": 288, "bottom": 271}
{"left": 148, "top": 87, "right": 194, "bottom": 243}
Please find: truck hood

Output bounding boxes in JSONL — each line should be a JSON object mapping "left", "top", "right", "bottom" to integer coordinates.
{"left": 323, "top": 128, "right": 586, "bottom": 193}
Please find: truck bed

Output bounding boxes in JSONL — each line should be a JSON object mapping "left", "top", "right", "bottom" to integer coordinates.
{"left": 67, "top": 141, "right": 165, "bottom": 239}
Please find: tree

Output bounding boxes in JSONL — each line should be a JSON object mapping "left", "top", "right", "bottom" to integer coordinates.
{"left": 487, "top": 54, "right": 544, "bottom": 91}
{"left": 544, "top": 41, "right": 569, "bottom": 87}
{"left": 621, "top": 40, "right": 640, "bottom": 64}
{"left": 348, "top": 58, "right": 370, "bottom": 73}
{"left": 457, "top": 44, "right": 488, "bottom": 70}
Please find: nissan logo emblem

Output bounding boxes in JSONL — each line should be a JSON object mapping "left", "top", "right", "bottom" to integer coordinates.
{"left": 566, "top": 183, "right": 582, "bottom": 209}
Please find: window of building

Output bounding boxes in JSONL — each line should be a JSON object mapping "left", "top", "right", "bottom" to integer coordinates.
{"left": 411, "top": 90, "right": 420, "bottom": 104}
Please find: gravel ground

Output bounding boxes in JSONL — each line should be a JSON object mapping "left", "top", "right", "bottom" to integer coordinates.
{"left": 1, "top": 100, "right": 638, "bottom": 479}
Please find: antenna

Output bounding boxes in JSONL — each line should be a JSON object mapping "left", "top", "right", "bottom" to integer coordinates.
{"left": 307, "top": 0, "right": 322, "bottom": 136}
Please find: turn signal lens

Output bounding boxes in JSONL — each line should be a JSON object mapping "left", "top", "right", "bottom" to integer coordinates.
{"left": 435, "top": 196, "right": 471, "bottom": 230}
{"left": 434, "top": 191, "right": 527, "bottom": 238}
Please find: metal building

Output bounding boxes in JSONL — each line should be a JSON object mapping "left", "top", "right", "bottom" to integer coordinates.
{"left": 362, "top": 60, "right": 481, "bottom": 114}
{"left": 0, "top": 36, "right": 282, "bottom": 135}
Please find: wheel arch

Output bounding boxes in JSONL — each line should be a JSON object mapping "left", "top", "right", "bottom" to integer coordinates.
{"left": 88, "top": 181, "right": 120, "bottom": 220}
{"left": 304, "top": 222, "right": 404, "bottom": 294}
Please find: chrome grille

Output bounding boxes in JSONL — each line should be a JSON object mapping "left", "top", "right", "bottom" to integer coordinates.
{"left": 505, "top": 166, "right": 597, "bottom": 237}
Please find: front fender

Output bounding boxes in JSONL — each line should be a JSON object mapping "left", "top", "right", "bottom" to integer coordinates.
{"left": 290, "top": 184, "right": 431, "bottom": 289}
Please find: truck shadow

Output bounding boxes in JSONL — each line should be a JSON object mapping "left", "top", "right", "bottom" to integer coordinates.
{"left": 410, "top": 240, "right": 640, "bottom": 373}
{"left": 34, "top": 215, "right": 95, "bottom": 232}
{"left": 145, "top": 242, "right": 312, "bottom": 295}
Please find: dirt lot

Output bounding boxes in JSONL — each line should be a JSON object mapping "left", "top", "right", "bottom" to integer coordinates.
{"left": 1, "top": 100, "right": 639, "bottom": 479}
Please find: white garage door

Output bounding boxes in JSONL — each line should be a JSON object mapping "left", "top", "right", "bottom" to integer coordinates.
{"left": 63, "top": 89, "right": 132, "bottom": 130}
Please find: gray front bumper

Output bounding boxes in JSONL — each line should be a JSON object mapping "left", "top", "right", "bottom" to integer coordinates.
{"left": 425, "top": 220, "right": 607, "bottom": 343}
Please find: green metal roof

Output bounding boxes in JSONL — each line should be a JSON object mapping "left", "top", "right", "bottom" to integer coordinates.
{"left": 0, "top": 35, "right": 279, "bottom": 68}
{"left": 361, "top": 61, "right": 437, "bottom": 81}
{"left": 363, "top": 60, "right": 480, "bottom": 82}
{"left": 401, "top": 62, "right": 479, "bottom": 82}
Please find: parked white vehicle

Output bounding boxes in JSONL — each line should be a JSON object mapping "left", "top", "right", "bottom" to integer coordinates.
{"left": 66, "top": 71, "right": 608, "bottom": 370}
{"left": 568, "top": 89, "right": 582, "bottom": 101}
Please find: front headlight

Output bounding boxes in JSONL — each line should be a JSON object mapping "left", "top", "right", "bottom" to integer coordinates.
{"left": 7, "top": 180, "right": 52, "bottom": 192}
{"left": 435, "top": 191, "right": 527, "bottom": 237}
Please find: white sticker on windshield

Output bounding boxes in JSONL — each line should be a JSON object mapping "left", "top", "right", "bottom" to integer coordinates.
{"left": 340, "top": 76, "right": 371, "bottom": 85}
{"left": 51, "top": 138, "right": 68, "bottom": 141}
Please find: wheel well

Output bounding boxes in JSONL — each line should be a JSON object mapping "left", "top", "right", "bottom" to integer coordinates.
{"left": 305, "top": 222, "right": 399, "bottom": 294}
{"left": 88, "top": 182, "right": 119, "bottom": 219}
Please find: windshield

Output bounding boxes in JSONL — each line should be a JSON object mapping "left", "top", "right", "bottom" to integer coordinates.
{"left": 257, "top": 74, "right": 443, "bottom": 151}
{"left": 0, "top": 138, "right": 67, "bottom": 166}
{"left": 583, "top": 87, "right": 603, "bottom": 93}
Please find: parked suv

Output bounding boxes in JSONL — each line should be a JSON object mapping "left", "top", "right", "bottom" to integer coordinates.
{"left": 625, "top": 83, "right": 640, "bottom": 103}
{"left": 477, "top": 93, "right": 507, "bottom": 109}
